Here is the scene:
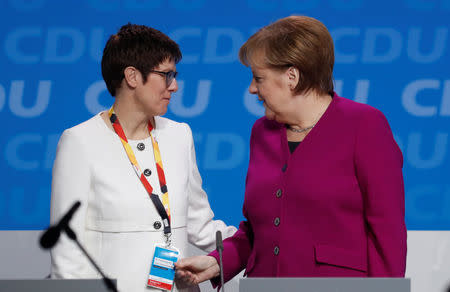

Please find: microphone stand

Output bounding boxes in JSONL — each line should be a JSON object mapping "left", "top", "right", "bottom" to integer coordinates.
{"left": 218, "top": 247, "right": 225, "bottom": 292}
{"left": 215, "top": 231, "right": 225, "bottom": 292}
{"left": 63, "top": 225, "right": 118, "bottom": 292}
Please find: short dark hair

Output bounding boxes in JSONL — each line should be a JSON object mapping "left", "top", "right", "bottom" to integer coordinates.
{"left": 101, "top": 23, "right": 182, "bottom": 96}
{"left": 239, "top": 16, "right": 334, "bottom": 95}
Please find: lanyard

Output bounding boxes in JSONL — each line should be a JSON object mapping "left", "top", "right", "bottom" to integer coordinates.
{"left": 108, "top": 107, "right": 172, "bottom": 244}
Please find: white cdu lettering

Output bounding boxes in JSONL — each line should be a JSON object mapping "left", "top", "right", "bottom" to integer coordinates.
{"left": 407, "top": 27, "right": 448, "bottom": 63}
{"left": 362, "top": 28, "right": 402, "bottom": 63}
{"left": 334, "top": 80, "right": 370, "bottom": 104}
{"left": 170, "top": 28, "right": 202, "bottom": 64}
{"left": 203, "top": 28, "right": 244, "bottom": 64}
{"left": 5, "top": 134, "right": 42, "bottom": 170}
{"left": 44, "top": 28, "right": 85, "bottom": 63}
{"left": 9, "top": 81, "right": 52, "bottom": 118}
{"left": 169, "top": 80, "right": 211, "bottom": 117}
{"left": 203, "top": 133, "right": 246, "bottom": 170}
{"left": 407, "top": 132, "right": 448, "bottom": 169}
{"left": 5, "top": 28, "right": 42, "bottom": 64}
{"left": 402, "top": 79, "right": 450, "bottom": 117}
{"left": 331, "top": 28, "right": 360, "bottom": 64}
{"left": 4, "top": 133, "right": 60, "bottom": 171}
{"left": 84, "top": 80, "right": 109, "bottom": 115}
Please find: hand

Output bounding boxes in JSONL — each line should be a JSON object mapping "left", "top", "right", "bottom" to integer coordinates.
{"left": 175, "top": 255, "right": 220, "bottom": 285}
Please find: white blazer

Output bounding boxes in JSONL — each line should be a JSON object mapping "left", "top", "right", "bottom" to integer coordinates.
{"left": 50, "top": 113, "right": 236, "bottom": 292}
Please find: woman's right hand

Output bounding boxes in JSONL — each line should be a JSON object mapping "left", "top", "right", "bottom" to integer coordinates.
{"left": 175, "top": 255, "right": 220, "bottom": 285}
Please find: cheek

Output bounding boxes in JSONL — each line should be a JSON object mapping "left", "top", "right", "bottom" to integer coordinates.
{"left": 262, "top": 94, "right": 277, "bottom": 110}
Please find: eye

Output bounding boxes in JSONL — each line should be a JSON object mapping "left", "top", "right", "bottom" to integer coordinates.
{"left": 253, "top": 76, "right": 262, "bottom": 83}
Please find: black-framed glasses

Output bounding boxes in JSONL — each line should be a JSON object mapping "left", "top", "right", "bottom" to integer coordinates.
{"left": 149, "top": 70, "right": 178, "bottom": 87}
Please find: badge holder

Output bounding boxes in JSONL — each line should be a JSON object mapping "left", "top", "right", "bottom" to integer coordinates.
{"left": 147, "top": 241, "right": 180, "bottom": 291}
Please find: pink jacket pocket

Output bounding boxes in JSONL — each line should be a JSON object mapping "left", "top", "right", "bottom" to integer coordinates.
{"left": 314, "top": 244, "right": 367, "bottom": 272}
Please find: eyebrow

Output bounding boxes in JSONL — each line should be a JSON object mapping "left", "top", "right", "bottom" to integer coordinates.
{"left": 155, "top": 63, "right": 176, "bottom": 71}
{"left": 156, "top": 68, "right": 176, "bottom": 72}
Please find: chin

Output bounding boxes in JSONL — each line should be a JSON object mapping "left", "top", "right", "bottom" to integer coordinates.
{"left": 150, "top": 104, "right": 168, "bottom": 116}
{"left": 158, "top": 107, "right": 169, "bottom": 116}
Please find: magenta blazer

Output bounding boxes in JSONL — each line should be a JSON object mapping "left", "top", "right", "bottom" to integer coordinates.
{"left": 210, "top": 94, "right": 407, "bottom": 282}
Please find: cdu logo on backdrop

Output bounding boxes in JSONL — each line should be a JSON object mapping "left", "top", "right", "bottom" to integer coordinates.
{"left": 1, "top": 0, "right": 449, "bottom": 230}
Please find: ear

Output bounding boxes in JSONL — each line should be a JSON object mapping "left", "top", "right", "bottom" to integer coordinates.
{"left": 287, "top": 67, "right": 300, "bottom": 90}
{"left": 123, "top": 66, "right": 140, "bottom": 89}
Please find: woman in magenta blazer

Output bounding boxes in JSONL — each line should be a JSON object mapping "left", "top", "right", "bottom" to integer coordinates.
{"left": 175, "top": 15, "right": 407, "bottom": 285}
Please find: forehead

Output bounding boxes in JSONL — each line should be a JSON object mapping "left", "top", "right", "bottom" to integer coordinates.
{"left": 251, "top": 64, "right": 267, "bottom": 73}
{"left": 251, "top": 63, "right": 279, "bottom": 76}
{"left": 249, "top": 55, "right": 269, "bottom": 73}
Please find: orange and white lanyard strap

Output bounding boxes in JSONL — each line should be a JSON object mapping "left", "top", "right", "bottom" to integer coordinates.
{"left": 108, "top": 107, "right": 172, "bottom": 237}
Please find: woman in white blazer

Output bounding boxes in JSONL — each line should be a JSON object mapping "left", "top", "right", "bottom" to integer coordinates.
{"left": 50, "top": 24, "right": 236, "bottom": 292}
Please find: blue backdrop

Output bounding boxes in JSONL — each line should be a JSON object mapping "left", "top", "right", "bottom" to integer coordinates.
{"left": 1, "top": 0, "right": 449, "bottom": 230}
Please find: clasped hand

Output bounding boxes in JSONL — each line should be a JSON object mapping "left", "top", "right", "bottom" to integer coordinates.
{"left": 175, "top": 255, "right": 220, "bottom": 286}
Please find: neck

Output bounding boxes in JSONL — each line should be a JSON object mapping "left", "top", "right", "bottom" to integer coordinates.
{"left": 112, "top": 95, "right": 154, "bottom": 140}
{"left": 287, "top": 91, "right": 332, "bottom": 129}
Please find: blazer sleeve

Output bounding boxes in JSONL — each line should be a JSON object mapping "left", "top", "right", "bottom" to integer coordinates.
{"left": 354, "top": 108, "right": 407, "bottom": 276}
{"left": 184, "top": 124, "right": 237, "bottom": 252}
{"left": 208, "top": 212, "right": 254, "bottom": 286}
{"left": 50, "top": 129, "right": 94, "bottom": 278}
{"left": 208, "top": 121, "right": 260, "bottom": 286}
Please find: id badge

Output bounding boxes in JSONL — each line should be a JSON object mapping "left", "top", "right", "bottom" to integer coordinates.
{"left": 147, "top": 244, "right": 180, "bottom": 291}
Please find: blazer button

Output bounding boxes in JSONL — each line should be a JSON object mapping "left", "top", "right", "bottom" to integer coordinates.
{"left": 276, "top": 189, "right": 282, "bottom": 198}
{"left": 281, "top": 164, "right": 287, "bottom": 172}
{"left": 144, "top": 169, "right": 152, "bottom": 176}
{"left": 274, "top": 246, "right": 280, "bottom": 255}
{"left": 137, "top": 143, "right": 145, "bottom": 151}
{"left": 274, "top": 217, "right": 280, "bottom": 226}
{"left": 153, "top": 221, "right": 162, "bottom": 230}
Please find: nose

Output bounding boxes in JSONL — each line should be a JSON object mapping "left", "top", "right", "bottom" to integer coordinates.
{"left": 249, "top": 78, "right": 257, "bottom": 94}
{"left": 168, "top": 78, "right": 178, "bottom": 92}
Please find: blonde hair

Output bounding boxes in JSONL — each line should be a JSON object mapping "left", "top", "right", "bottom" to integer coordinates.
{"left": 239, "top": 15, "right": 334, "bottom": 95}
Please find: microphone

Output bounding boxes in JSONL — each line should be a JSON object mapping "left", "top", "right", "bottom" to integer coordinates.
{"left": 39, "top": 201, "right": 118, "bottom": 292}
{"left": 40, "top": 201, "right": 81, "bottom": 249}
{"left": 216, "top": 231, "right": 225, "bottom": 292}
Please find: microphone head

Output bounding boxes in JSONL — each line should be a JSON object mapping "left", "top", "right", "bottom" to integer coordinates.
{"left": 39, "top": 201, "right": 81, "bottom": 250}
{"left": 216, "top": 230, "right": 222, "bottom": 241}
{"left": 59, "top": 201, "right": 81, "bottom": 227}
{"left": 39, "top": 226, "right": 61, "bottom": 249}
{"left": 216, "top": 231, "right": 223, "bottom": 251}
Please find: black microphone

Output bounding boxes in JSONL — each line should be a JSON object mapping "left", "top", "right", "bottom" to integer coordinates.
{"left": 40, "top": 201, "right": 81, "bottom": 249}
{"left": 216, "top": 230, "right": 224, "bottom": 251}
{"left": 216, "top": 231, "right": 225, "bottom": 292}
{"left": 38, "top": 201, "right": 118, "bottom": 292}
